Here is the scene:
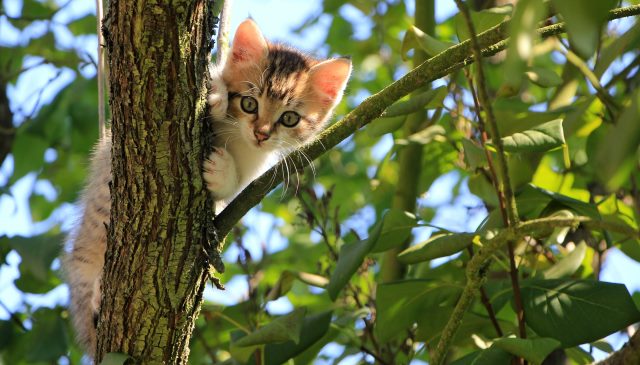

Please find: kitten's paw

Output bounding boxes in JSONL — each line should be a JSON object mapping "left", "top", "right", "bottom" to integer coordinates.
{"left": 203, "top": 147, "right": 238, "bottom": 199}
{"left": 207, "top": 68, "right": 228, "bottom": 121}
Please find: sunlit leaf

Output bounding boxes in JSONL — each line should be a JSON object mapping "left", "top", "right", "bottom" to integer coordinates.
{"left": 234, "top": 308, "right": 307, "bottom": 347}
{"left": 454, "top": 7, "right": 510, "bottom": 42}
{"left": 264, "top": 310, "right": 332, "bottom": 365}
{"left": 450, "top": 346, "right": 512, "bottom": 365}
{"left": 67, "top": 14, "right": 98, "bottom": 36}
{"left": 401, "top": 25, "right": 455, "bottom": 60}
{"left": 327, "top": 220, "right": 382, "bottom": 300}
{"left": 526, "top": 66, "right": 563, "bottom": 88}
{"left": 265, "top": 270, "right": 296, "bottom": 302}
{"left": 397, "top": 232, "right": 473, "bottom": 264}
{"left": 594, "top": 88, "right": 640, "bottom": 190}
{"left": 543, "top": 241, "right": 587, "bottom": 279}
{"left": 500, "top": 119, "right": 565, "bottom": 153}
{"left": 551, "top": 0, "right": 618, "bottom": 58}
{"left": 376, "top": 280, "right": 461, "bottom": 342}
{"left": 370, "top": 209, "right": 417, "bottom": 253}
{"left": 367, "top": 115, "right": 406, "bottom": 137}
{"left": 503, "top": 0, "right": 547, "bottom": 89}
{"left": 493, "top": 337, "right": 561, "bottom": 365}
{"left": 379, "top": 86, "right": 447, "bottom": 118}
{"left": 522, "top": 279, "right": 640, "bottom": 347}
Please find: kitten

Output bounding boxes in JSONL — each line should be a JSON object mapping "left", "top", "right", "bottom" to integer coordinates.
{"left": 204, "top": 19, "right": 352, "bottom": 208}
{"left": 63, "top": 18, "right": 351, "bottom": 358}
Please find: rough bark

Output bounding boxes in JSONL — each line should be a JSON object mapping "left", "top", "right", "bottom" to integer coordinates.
{"left": 97, "top": 0, "right": 216, "bottom": 363}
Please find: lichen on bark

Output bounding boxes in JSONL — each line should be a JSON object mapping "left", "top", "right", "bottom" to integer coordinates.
{"left": 98, "top": 0, "right": 218, "bottom": 363}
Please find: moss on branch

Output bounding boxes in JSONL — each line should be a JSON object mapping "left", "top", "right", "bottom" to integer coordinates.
{"left": 431, "top": 216, "right": 640, "bottom": 365}
{"left": 213, "top": 4, "right": 640, "bottom": 243}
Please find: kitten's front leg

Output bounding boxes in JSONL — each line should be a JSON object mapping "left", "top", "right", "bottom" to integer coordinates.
{"left": 203, "top": 147, "right": 239, "bottom": 200}
{"left": 207, "top": 66, "right": 228, "bottom": 120}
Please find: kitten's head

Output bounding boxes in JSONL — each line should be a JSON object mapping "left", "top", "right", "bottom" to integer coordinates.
{"left": 220, "top": 19, "right": 351, "bottom": 151}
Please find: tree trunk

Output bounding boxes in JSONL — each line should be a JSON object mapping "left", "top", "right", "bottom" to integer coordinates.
{"left": 97, "top": 0, "right": 217, "bottom": 363}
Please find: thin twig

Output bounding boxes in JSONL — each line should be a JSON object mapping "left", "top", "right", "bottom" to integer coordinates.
{"left": 467, "top": 246, "right": 503, "bottom": 337}
{"left": 560, "top": 46, "right": 620, "bottom": 114}
{"left": 0, "top": 298, "right": 27, "bottom": 332}
{"left": 212, "top": 4, "right": 640, "bottom": 247}
{"left": 453, "top": 2, "right": 526, "bottom": 360}
{"left": 431, "top": 215, "right": 639, "bottom": 365}
{"left": 361, "top": 345, "right": 392, "bottom": 365}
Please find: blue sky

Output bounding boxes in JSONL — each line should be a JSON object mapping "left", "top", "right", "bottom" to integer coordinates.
{"left": 1, "top": 0, "right": 639, "bottom": 363}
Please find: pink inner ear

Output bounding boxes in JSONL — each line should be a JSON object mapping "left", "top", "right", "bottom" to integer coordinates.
{"left": 317, "top": 77, "right": 342, "bottom": 99}
{"left": 230, "top": 20, "right": 267, "bottom": 64}
{"left": 310, "top": 59, "right": 352, "bottom": 104}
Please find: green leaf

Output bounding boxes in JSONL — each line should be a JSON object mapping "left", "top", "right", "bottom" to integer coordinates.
{"left": 494, "top": 107, "right": 565, "bottom": 137}
{"left": 265, "top": 270, "right": 296, "bottom": 302}
{"left": 25, "top": 32, "right": 81, "bottom": 68}
{"left": 501, "top": 119, "right": 565, "bottom": 153}
{"left": 396, "top": 125, "right": 446, "bottom": 146}
{"left": 526, "top": 66, "right": 563, "bottom": 88}
{"left": 493, "top": 337, "right": 561, "bottom": 365}
{"left": 9, "top": 235, "right": 61, "bottom": 282}
{"left": 565, "top": 346, "right": 595, "bottom": 364}
{"left": 521, "top": 279, "right": 640, "bottom": 347}
{"left": 234, "top": 307, "right": 307, "bottom": 347}
{"left": 367, "top": 115, "right": 406, "bottom": 137}
{"left": 23, "top": 308, "right": 67, "bottom": 362}
{"left": 543, "top": 241, "right": 587, "bottom": 279}
{"left": 397, "top": 232, "right": 474, "bottom": 264}
{"left": 0, "top": 320, "right": 16, "bottom": 350}
{"left": 0, "top": 46, "right": 24, "bottom": 83}
{"left": 327, "top": 221, "right": 382, "bottom": 300}
{"left": 450, "top": 347, "right": 512, "bottom": 365}
{"left": 264, "top": 310, "right": 332, "bottom": 365}
{"left": 594, "top": 88, "right": 640, "bottom": 191}
{"left": 591, "top": 340, "right": 614, "bottom": 354}
{"left": 401, "top": 25, "right": 455, "bottom": 61}
{"left": 21, "top": 0, "right": 57, "bottom": 20}
{"left": 503, "top": 0, "right": 547, "bottom": 89}
{"left": 551, "top": 0, "right": 618, "bottom": 58}
{"left": 29, "top": 192, "right": 58, "bottom": 222}
{"left": 99, "top": 353, "right": 131, "bottom": 365}
{"left": 376, "top": 280, "right": 461, "bottom": 342}
{"left": 370, "top": 209, "right": 417, "bottom": 253}
{"left": 595, "top": 24, "right": 640, "bottom": 77}
{"left": 380, "top": 86, "right": 447, "bottom": 118}
{"left": 10, "top": 132, "right": 48, "bottom": 181}
{"left": 516, "top": 184, "right": 599, "bottom": 220}
{"left": 454, "top": 7, "right": 510, "bottom": 42}
{"left": 67, "top": 14, "right": 97, "bottom": 36}
{"left": 620, "top": 240, "right": 640, "bottom": 263}
{"left": 462, "top": 138, "right": 486, "bottom": 170}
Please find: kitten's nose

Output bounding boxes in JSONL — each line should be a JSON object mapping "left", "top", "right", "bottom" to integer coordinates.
{"left": 254, "top": 129, "right": 270, "bottom": 142}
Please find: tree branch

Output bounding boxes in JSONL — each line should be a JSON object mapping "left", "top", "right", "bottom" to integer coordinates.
{"left": 431, "top": 216, "right": 640, "bottom": 365}
{"left": 212, "top": 4, "right": 640, "bottom": 244}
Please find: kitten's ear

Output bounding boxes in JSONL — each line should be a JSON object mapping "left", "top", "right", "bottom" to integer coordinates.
{"left": 308, "top": 58, "right": 352, "bottom": 106}
{"left": 229, "top": 19, "right": 268, "bottom": 64}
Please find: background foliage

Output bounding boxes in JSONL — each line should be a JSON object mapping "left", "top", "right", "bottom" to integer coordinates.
{"left": 1, "top": 0, "right": 640, "bottom": 364}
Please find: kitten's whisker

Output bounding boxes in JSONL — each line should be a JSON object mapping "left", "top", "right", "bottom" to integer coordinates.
{"left": 279, "top": 140, "right": 316, "bottom": 180}
{"left": 281, "top": 152, "right": 291, "bottom": 199}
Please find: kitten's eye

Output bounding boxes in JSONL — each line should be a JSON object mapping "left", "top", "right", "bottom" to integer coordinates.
{"left": 240, "top": 96, "right": 258, "bottom": 114}
{"left": 279, "top": 111, "right": 301, "bottom": 128}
